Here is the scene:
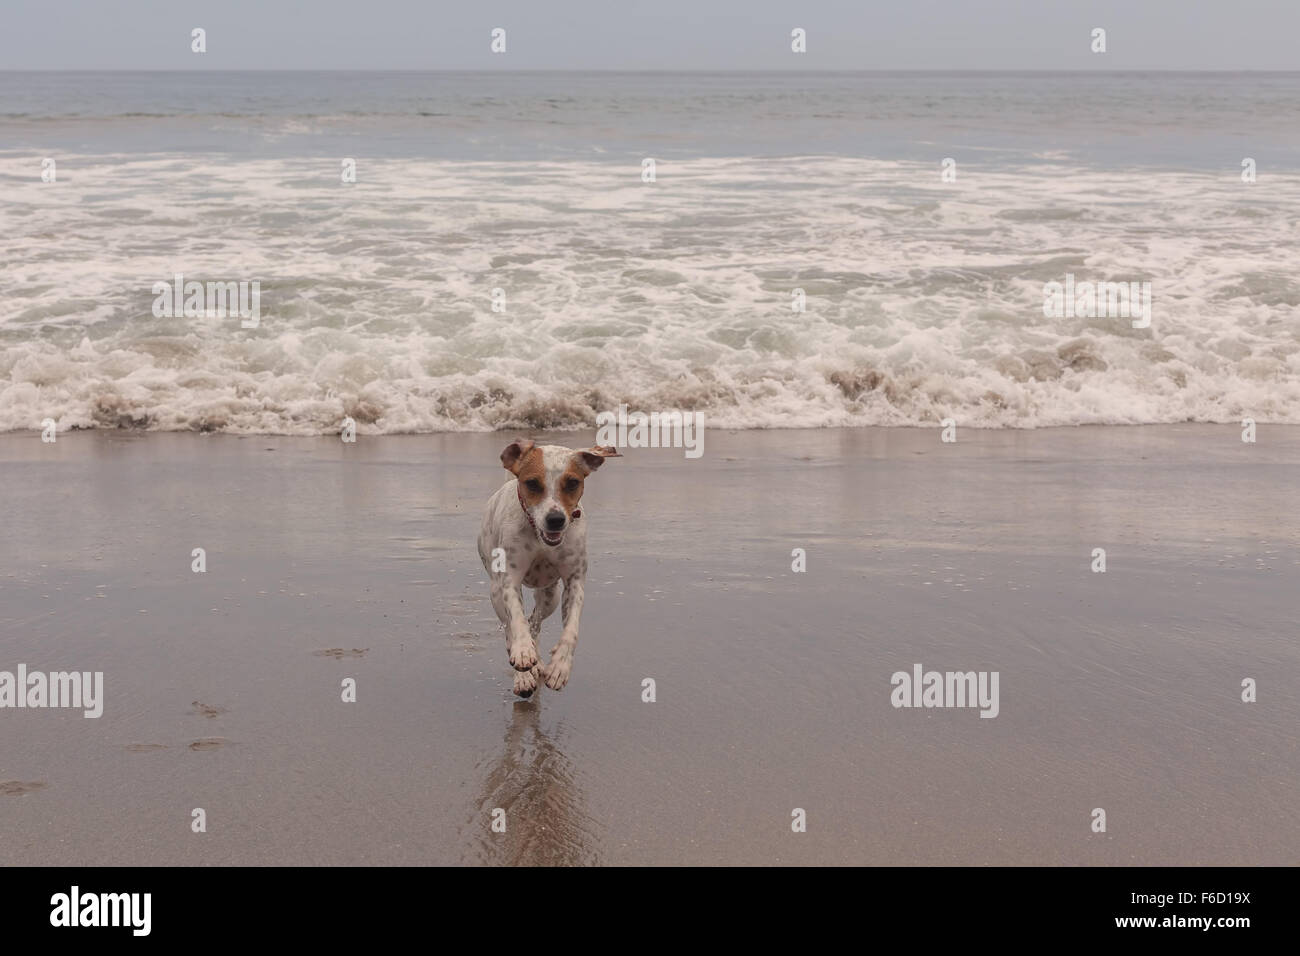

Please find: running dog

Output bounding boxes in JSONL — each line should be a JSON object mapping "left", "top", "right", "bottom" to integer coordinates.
{"left": 477, "top": 440, "right": 620, "bottom": 697}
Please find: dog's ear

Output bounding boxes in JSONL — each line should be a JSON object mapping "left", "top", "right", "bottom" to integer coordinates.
{"left": 500, "top": 438, "right": 536, "bottom": 474}
{"left": 575, "top": 445, "right": 622, "bottom": 474}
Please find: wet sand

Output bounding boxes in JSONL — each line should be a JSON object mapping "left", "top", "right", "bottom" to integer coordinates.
{"left": 1, "top": 426, "right": 1297, "bottom": 865}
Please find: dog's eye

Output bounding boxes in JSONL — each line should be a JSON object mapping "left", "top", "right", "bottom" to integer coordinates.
{"left": 564, "top": 478, "right": 580, "bottom": 492}
{"left": 524, "top": 479, "right": 543, "bottom": 493}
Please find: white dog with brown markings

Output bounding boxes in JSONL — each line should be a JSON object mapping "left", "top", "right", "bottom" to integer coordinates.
{"left": 477, "top": 439, "right": 621, "bottom": 697}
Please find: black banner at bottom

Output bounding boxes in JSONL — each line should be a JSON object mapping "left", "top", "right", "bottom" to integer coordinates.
{"left": 0, "top": 865, "right": 1277, "bottom": 941}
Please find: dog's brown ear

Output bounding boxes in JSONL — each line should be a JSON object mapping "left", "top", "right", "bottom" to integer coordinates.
{"left": 501, "top": 439, "right": 536, "bottom": 474}
{"left": 576, "top": 445, "right": 622, "bottom": 474}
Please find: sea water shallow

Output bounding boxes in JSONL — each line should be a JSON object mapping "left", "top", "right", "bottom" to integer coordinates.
{"left": 1, "top": 426, "right": 1296, "bottom": 864}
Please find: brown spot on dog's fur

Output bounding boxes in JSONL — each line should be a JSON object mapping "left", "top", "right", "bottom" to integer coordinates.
{"left": 556, "top": 463, "right": 586, "bottom": 514}
{"left": 500, "top": 438, "right": 536, "bottom": 474}
{"left": 576, "top": 446, "right": 621, "bottom": 474}
{"left": 561, "top": 446, "right": 620, "bottom": 511}
{"left": 513, "top": 446, "right": 548, "bottom": 507}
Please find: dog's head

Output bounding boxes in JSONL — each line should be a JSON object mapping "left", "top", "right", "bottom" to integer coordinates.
{"left": 500, "top": 440, "right": 621, "bottom": 547}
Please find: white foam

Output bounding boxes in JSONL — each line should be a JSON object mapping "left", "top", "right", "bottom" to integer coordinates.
{"left": 2, "top": 153, "right": 1298, "bottom": 433}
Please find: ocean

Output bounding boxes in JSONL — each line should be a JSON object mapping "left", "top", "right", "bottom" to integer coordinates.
{"left": 2, "top": 70, "right": 1299, "bottom": 433}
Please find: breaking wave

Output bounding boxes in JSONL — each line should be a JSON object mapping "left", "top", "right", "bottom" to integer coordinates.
{"left": 2, "top": 153, "right": 1298, "bottom": 433}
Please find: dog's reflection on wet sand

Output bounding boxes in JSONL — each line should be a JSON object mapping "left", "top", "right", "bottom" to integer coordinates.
{"left": 465, "top": 700, "right": 600, "bottom": 866}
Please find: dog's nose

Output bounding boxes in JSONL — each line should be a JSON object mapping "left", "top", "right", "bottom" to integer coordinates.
{"left": 544, "top": 510, "right": 566, "bottom": 532}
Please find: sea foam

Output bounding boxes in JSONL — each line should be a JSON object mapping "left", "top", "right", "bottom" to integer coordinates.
{"left": 2, "top": 154, "right": 1298, "bottom": 433}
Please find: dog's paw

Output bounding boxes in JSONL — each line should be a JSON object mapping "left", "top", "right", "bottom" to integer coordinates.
{"left": 508, "top": 639, "right": 539, "bottom": 671}
{"left": 542, "top": 646, "right": 574, "bottom": 691}
{"left": 513, "top": 667, "right": 540, "bottom": 698}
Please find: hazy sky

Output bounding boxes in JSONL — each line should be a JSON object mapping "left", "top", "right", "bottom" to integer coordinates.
{"left": 2, "top": 0, "right": 1298, "bottom": 71}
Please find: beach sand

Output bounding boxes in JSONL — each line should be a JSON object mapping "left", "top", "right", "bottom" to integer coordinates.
{"left": 1, "top": 425, "right": 1296, "bottom": 865}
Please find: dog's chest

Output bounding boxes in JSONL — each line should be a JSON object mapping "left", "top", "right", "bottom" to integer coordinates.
{"left": 520, "top": 542, "right": 581, "bottom": 589}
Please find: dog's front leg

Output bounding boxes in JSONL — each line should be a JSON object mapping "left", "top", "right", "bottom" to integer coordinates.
{"left": 542, "top": 572, "right": 584, "bottom": 690}
{"left": 491, "top": 575, "right": 539, "bottom": 672}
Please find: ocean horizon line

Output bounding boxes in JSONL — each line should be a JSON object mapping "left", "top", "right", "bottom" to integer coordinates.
{"left": 5, "top": 67, "right": 1300, "bottom": 75}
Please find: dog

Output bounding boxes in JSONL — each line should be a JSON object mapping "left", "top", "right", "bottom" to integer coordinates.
{"left": 477, "top": 439, "right": 620, "bottom": 697}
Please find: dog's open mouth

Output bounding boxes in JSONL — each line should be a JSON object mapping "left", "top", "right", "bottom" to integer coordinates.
{"left": 540, "top": 529, "right": 564, "bottom": 546}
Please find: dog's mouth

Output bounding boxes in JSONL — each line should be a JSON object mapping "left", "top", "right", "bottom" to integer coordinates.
{"left": 540, "top": 528, "right": 565, "bottom": 546}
